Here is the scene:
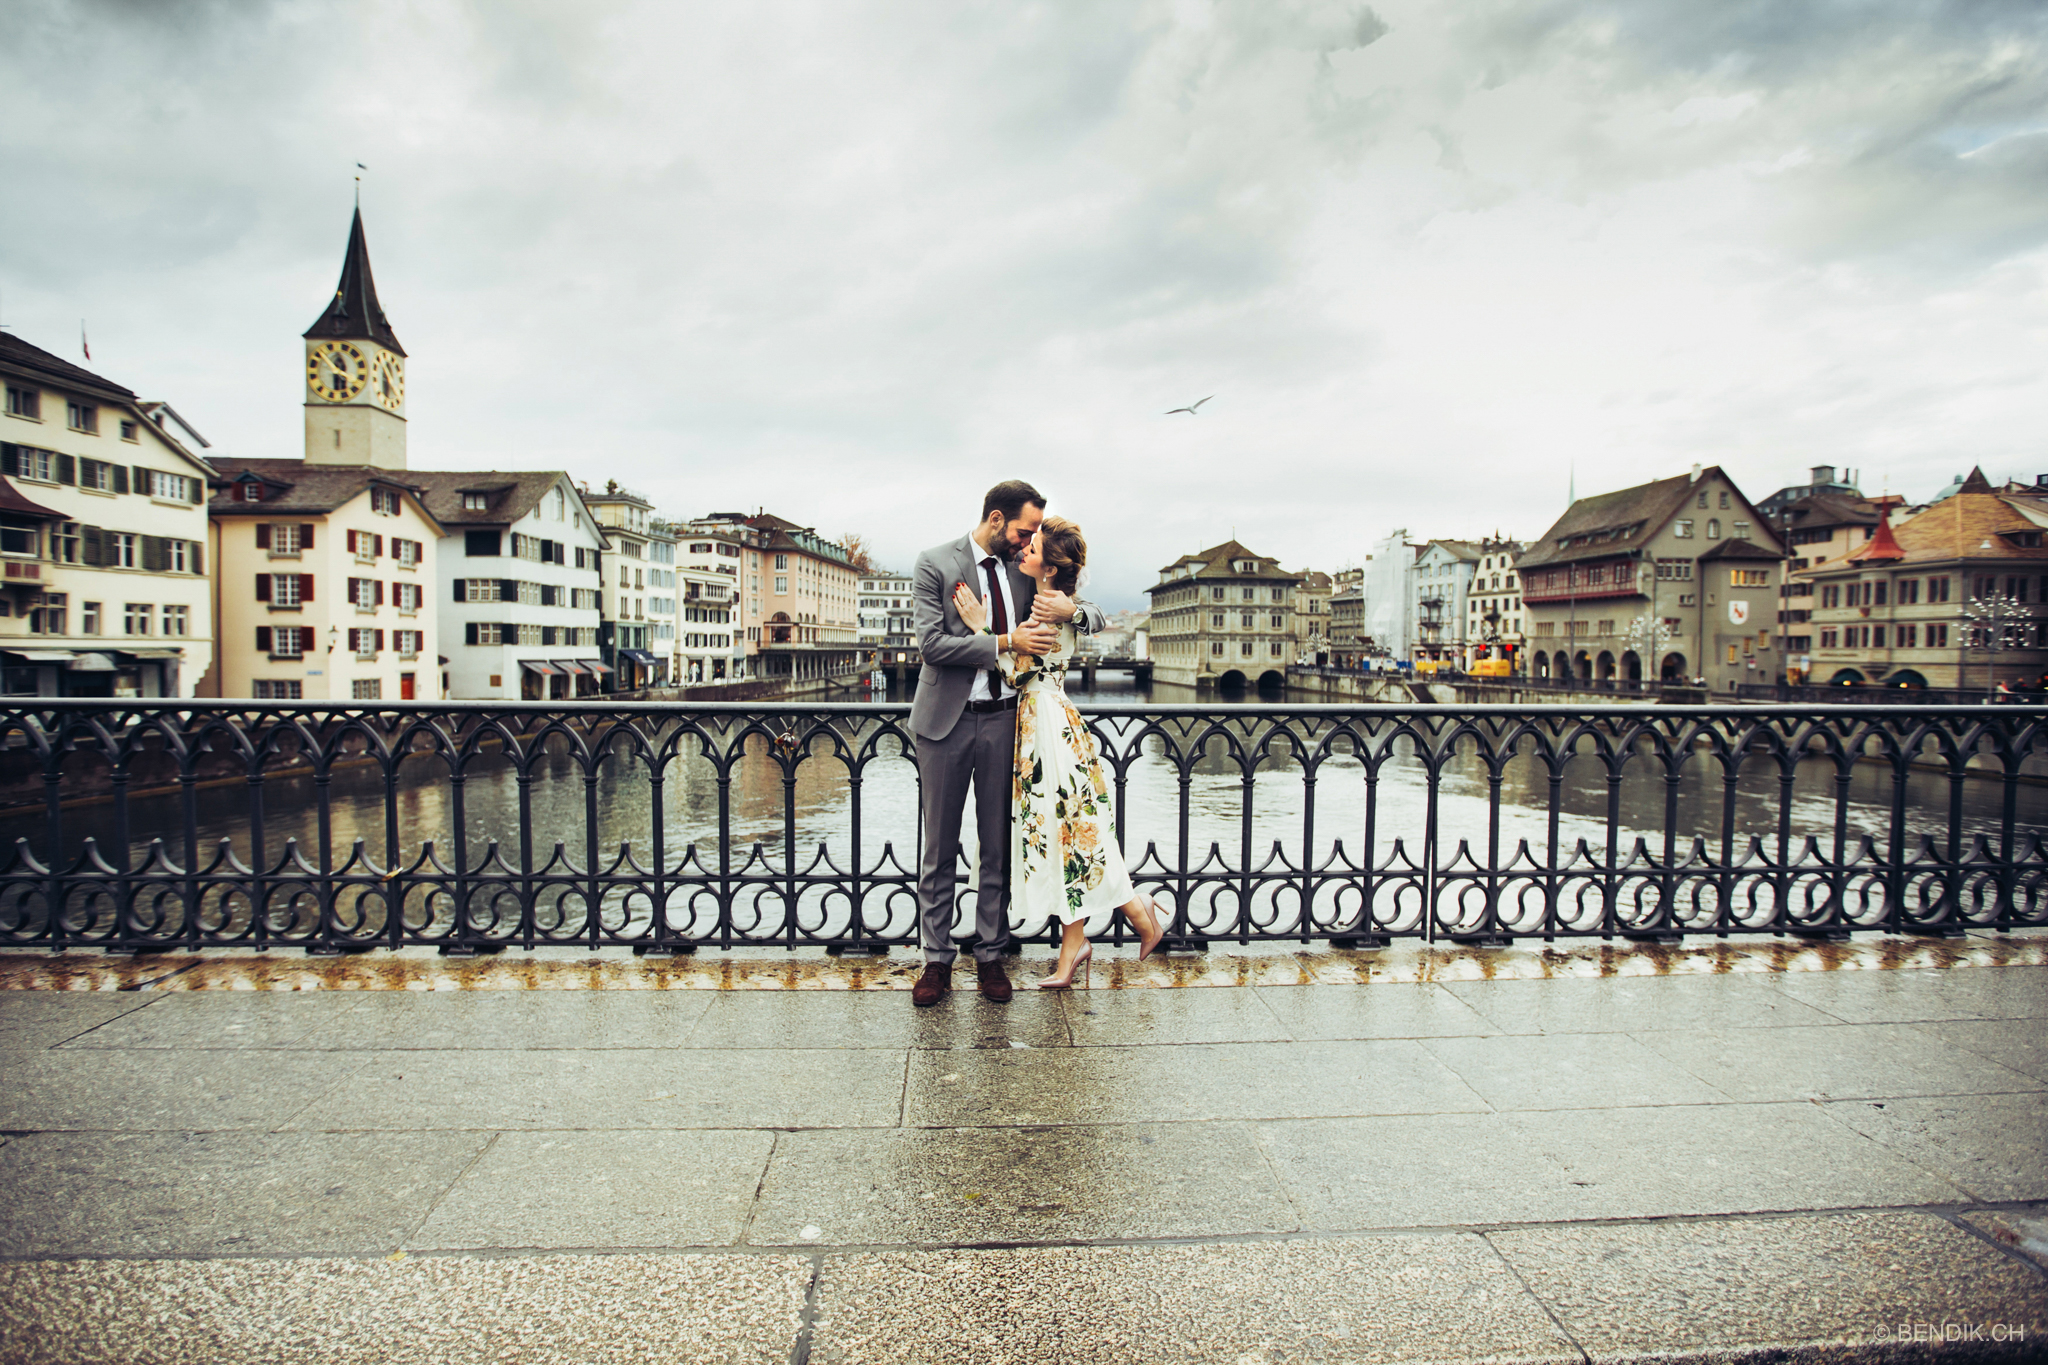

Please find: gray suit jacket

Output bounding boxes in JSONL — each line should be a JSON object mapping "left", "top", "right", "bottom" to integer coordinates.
{"left": 908, "top": 533, "right": 1106, "bottom": 741}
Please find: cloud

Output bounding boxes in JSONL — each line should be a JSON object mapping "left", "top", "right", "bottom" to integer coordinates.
{"left": 2, "top": 0, "right": 2045, "bottom": 607}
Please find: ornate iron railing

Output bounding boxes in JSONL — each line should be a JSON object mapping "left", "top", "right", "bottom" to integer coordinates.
{"left": 0, "top": 701, "right": 2040, "bottom": 955}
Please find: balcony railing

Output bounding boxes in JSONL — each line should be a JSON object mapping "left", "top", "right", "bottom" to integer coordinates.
{"left": 0, "top": 700, "right": 2039, "bottom": 955}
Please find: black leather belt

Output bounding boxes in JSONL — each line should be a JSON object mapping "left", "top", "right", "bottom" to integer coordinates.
{"left": 964, "top": 696, "right": 1018, "bottom": 714}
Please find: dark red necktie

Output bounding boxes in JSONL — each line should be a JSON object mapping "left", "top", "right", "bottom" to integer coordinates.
{"left": 981, "top": 556, "right": 1008, "bottom": 696}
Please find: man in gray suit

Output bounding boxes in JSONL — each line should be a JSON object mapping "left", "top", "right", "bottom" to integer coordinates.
{"left": 909, "top": 480, "right": 1105, "bottom": 1006}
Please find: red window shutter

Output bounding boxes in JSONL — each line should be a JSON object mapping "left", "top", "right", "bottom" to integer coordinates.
{"left": 255, "top": 524, "right": 271, "bottom": 549}
{"left": 300, "top": 574, "right": 313, "bottom": 602}
{"left": 375, "top": 534, "right": 384, "bottom": 555}
{"left": 375, "top": 580, "right": 385, "bottom": 606}
{"left": 300, "top": 524, "right": 314, "bottom": 549}
{"left": 376, "top": 629, "right": 385, "bottom": 650}
{"left": 256, "top": 626, "right": 271, "bottom": 651}
{"left": 255, "top": 574, "right": 270, "bottom": 602}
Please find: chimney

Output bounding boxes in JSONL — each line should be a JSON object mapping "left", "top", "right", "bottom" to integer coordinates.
{"left": 1810, "top": 464, "right": 1835, "bottom": 486}
{"left": 1690, "top": 463, "right": 1701, "bottom": 482}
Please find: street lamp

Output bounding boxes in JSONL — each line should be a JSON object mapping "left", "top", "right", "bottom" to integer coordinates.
{"left": 1959, "top": 588, "right": 2028, "bottom": 696}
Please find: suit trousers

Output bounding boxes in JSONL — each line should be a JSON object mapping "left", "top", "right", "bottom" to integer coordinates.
{"left": 916, "top": 705, "right": 1014, "bottom": 965}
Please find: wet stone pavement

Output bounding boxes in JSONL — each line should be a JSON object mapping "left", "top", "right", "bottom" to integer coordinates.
{"left": 0, "top": 936, "right": 2043, "bottom": 1364}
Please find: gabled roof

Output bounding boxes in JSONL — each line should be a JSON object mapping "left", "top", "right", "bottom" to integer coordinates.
{"left": 0, "top": 334, "right": 217, "bottom": 479}
{"left": 1781, "top": 488, "right": 1878, "bottom": 530}
{"left": 400, "top": 469, "right": 582, "bottom": 529}
{"left": 0, "top": 333, "right": 136, "bottom": 404}
{"left": 1516, "top": 472, "right": 1695, "bottom": 571}
{"left": 1519, "top": 467, "right": 1780, "bottom": 569}
{"left": 207, "top": 458, "right": 444, "bottom": 534}
{"left": 303, "top": 208, "right": 406, "bottom": 356}
{"left": 1151, "top": 539, "right": 1301, "bottom": 587}
{"left": 1419, "top": 539, "right": 1485, "bottom": 564}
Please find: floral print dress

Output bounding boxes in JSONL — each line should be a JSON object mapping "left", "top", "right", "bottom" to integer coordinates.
{"left": 1006, "top": 624, "right": 1136, "bottom": 931}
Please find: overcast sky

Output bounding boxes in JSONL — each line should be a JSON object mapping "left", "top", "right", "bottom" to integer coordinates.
{"left": 5, "top": 1, "right": 2046, "bottom": 608}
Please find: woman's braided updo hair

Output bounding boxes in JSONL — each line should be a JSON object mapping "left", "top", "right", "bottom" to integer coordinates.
{"left": 1037, "top": 516, "right": 1086, "bottom": 595}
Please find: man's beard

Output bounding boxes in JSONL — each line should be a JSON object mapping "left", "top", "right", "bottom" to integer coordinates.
{"left": 994, "top": 535, "right": 1022, "bottom": 563}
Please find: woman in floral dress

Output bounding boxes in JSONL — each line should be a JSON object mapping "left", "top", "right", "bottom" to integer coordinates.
{"left": 952, "top": 517, "right": 1165, "bottom": 988}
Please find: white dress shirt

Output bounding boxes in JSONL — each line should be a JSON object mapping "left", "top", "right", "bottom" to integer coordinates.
{"left": 967, "top": 551, "right": 1021, "bottom": 703}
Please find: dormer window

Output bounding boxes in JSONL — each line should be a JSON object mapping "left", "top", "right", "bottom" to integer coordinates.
{"left": 462, "top": 492, "right": 488, "bottom": 510}
{"left": 370, "top": 487, "right": 400, "bottom": 516}
{"left": 239, "top": 482, "right": 264, "bottom": 502}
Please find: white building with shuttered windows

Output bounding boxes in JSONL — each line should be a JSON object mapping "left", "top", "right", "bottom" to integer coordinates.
{"left": 0, "top": 332, "right": 216, "bottom": 697}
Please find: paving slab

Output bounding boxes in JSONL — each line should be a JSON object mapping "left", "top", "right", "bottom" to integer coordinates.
{"left": 807, "top": 1235, "right": 1579, "bottom": 1364}
{"left": 1509, "top": 1102, "right": 1973, "bottom": 1218}
{"left": 54, "top": 990, "right": 360, "bottom": 1049}
{"left": 1254, "top": 982, "right": 1497, "bottom": 1039}
{"left": 1926, "top": 1017, "right": 2048, "bottom": 1084}
{"left": 1637, "top": 1021, "right": 2043, "bottom": 1103}
{"left": 684, "top": 987, "right": 1070, "bottom": 1050}
{"left": 0, "top": 1049, "right": 371, "bottom": 1131}
{"left": 0, "top": 991, "right": 156, "bottom": 1050}
{"left": 1769, "top": 964, "right": 2048, "bottom": 1023}
{"left": 1439, "top": 970, "right": 1842, "bottom": 1035}
{"left": 904, "top": 1039, "right": 1488, "bottom": 1128}
{"left": 282, "top": 1048, "right": 906, "bottom": 1131}
{"left": 0, "top": 1130, "right": 490, "bottom": 1257}
{"left": 0, "top": 1252, "right": 812, "bottom": 1365}
{"left": 313, "top": 989, "right": 719, "bottom": 1049}
{"left": 1062, "top": 986, "right": 1292, "bottom": 1046}
{"left": 408, "top": 1129, "right": 773, "bottom": 1250}
{"left": 1419, "top": 1031, "right": 1730, "bottom": 1111}
{"left": 1256, "top": 1112, "right": 1582, "bottom": 1230}
{"left": 1491, "top": 1211, "right": 2048, "bottom": 1362}
{"left": 749, "top": 1122, "right": 1294, "bottom": 1246}
{"left": 1821, "top": 1092, "right": 2048, "bottom": 1203}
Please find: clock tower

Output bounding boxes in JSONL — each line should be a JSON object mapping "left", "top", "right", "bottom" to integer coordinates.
{"left": 303, "top": 208, "right": 408, "bottom": 469}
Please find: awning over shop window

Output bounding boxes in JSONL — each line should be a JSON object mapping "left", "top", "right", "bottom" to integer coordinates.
{"left": 124, "top": 649, "right": 183, "bottom": 660}
{"left": 68, "top": 653, "right": 116, "bottom": 671}
{"left": 551, "top": 660, "right": 587, "bottom": 676}
{"left": 519, "top": 660, "right": 562, "bottom": 676}
{"left": 10, "top": 650, "right": 77, "bottom": 663}
{"left": 620, "top": 649, "right": 659, "bottom": 665}
{"left": 0, "top": 479, "right": 65, "bottom": 520}
{"left": 583, "top": 659, "right": 614, "bottom": 676}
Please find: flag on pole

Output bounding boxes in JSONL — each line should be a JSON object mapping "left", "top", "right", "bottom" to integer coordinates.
{"left": 81, "top": 321, "right": 90, "bottom": 362}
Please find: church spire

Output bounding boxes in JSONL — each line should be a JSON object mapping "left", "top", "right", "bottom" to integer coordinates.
{"left": 302, "top": 207, "right": 406, "bottom": 356}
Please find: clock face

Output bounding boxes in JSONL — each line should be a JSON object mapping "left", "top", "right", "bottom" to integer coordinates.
{"left": 373, "top": 351, "right": 405, "bottom": 409}
{"left": 307, "top": 340, "right": 369, "bottom": 402}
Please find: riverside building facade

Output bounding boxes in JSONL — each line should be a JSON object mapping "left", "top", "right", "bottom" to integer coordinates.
{"left": 0, "top": 334, "right": 217, "bottom": 698}
{"left": 1798, "top": 467, "right": 2048, "bottom": 691}
{"left": 407, "top": 472, "right": 607, "bottom": 701}
{"left": 1144, "top": 539, "right": 1303, "bottom": 689}
{"left": 674, "top": 516, "right": 759, "bottom": 682}
{"left": 209, "top": 462, "right": 443, "bottom": 700}
{"left": 1515, "top": 466, "right": 1784, "bottom": 693}
{"left": 586, "top": 485, "right": 663, "bottom": 690}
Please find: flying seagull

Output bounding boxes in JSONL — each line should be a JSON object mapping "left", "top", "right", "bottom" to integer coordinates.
{"left": 1165, "top": 396, "right": 1213, "bottom": 416}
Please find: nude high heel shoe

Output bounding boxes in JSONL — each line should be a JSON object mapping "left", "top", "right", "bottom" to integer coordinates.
{"left": 1134, "top": 895, "right": 1168, "bottom": 962}
{"left": 1036, "top": 943, "right": 1092, "bottom": 990}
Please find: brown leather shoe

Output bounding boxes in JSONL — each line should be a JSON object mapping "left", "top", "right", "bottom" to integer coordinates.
{"left": 911, "top": 962, "right": 951, "bottom": 1008}
{"left": 976, "top": 958, "right": 1013, "bottom": 1003}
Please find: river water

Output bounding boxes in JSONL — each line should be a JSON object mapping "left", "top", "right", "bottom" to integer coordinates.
{"left": 12, "top": 679, "right": 2037, "bottom": 894}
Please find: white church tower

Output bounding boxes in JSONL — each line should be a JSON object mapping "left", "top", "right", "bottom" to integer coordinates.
{"left": 302, "top": 208, "right": 408, "bottom": 469}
